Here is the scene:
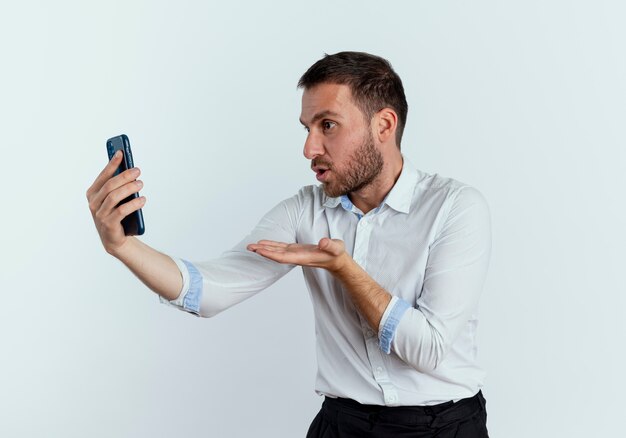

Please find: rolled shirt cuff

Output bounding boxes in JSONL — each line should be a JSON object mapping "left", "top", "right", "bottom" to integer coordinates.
{"left": 378, "top": 296, "right": 411, "bottom": 354}
{"left": 158, "top": 257, "right": 202, "bottom": 315}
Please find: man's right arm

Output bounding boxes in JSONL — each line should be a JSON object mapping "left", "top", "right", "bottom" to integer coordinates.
{"left": 87, "top": 149, "right": 302, "bottom": 315}
{"left": 108, "top": 236, "right": 183, "bottom": 302}
{"left": 86, "top": 149, "right": 183, "bottom": 302}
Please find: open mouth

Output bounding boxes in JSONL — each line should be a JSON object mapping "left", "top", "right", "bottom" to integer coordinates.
{"left": 312, "top": 161, "right": 332, "bottom": 182}
{"left": 315, "top": 168, "right": 331, "bottom": 182}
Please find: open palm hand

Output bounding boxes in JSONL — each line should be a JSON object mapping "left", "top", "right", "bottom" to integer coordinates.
{"left": 247, "top": 238, "right": 348, "bottom": 273}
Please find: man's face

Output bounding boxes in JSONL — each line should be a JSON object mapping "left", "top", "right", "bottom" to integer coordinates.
{"left": 300, "top": 83, "right": 384, "bottom": 198}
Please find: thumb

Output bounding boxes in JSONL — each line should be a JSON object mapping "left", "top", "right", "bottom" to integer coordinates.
{"left": 318, "top": 238, "right": 344, "bottom": 256}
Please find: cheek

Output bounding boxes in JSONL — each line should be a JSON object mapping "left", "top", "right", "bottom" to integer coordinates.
{"left": 326, "top": 127, "right": 364, "bottom": 164}
{"left": 337, "top": 134, "right": 363, "bottom": 157}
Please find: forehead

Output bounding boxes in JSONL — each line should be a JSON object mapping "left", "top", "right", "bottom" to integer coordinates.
{"left": 300, "top": 83, "right": 359, "bottom": 122}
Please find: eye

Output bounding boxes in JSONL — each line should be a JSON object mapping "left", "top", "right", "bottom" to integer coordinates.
{"left": 322, "top": 120, "right": 336, "bottom": 131}
{"left": 303, "top": 126, "right": 310, "bottom": 133}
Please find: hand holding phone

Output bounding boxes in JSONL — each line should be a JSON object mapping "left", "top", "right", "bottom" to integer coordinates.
{"left": 105, "top": 134, "right": 145, "bottom": 236}
{"left": 86, "top": 134, "right": 147, "bottom": 256}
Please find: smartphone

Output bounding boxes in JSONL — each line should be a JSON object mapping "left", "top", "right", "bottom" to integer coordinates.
{"left": 106, "top": 134, "right": 145, "bottom": 236}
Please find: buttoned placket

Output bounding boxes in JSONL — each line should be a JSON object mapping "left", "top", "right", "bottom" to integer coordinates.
{"left": 348, "top": 204, "right": 400, "bottom": 406}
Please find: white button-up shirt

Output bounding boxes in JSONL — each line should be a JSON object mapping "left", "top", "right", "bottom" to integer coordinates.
{"left": 161, "top": 157, "right": 492, "bottom": 406}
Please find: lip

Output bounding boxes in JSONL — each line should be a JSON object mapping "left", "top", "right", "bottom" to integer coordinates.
{"left": 311, "top": 166, "right": 330, "bottom": 182}
{"left": 313, "top": 167, "right": 330, "bottom": 182}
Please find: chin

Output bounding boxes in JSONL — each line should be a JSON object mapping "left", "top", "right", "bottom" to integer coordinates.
{"left": 322, "top": 184, "right": 348, "bottom": 198}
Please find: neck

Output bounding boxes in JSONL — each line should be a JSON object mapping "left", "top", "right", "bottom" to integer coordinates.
{"left": 349, "top": 153, "right": 404, "bottom": 215}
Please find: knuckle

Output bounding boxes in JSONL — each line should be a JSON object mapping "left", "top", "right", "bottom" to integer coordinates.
{"left": 101, "top": 180, "right": 113, "bottom": 194}
{"left": 131, "top": 196, "right": 143, "bottom": 208}
{"left": 127, "top": 197, "right": 143, "bottom": 212}
{"left": 118, "top": 200, "right": 133, "bottom": 215}
{"left": 115, "top": 204, "right": 127, "bottom": 217}
{"left": 100, "top": 192, "right": 112, "bottom": 207}
{"left": 124, "top": 168, "right": 138, "bottom": 181}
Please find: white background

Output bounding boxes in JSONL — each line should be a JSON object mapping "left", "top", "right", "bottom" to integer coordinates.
{"left": 1, "top": 1, "right": 624, "bottom": 436}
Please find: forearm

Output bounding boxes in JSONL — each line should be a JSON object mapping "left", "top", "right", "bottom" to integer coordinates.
{"left": 109, "top": 236, "right": 183, "bottom": 301}
{"left": 332, "top": 255, "right": 392, "bottom": 332}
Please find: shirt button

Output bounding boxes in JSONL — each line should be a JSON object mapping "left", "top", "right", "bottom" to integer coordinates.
{"left": 385, "top": 395, "right": 396, "bottom": 403}
{"left": 376, "top": 366, "right": 383, "bottom": 374}
{"left": 366, "top": 330, "right": 375, "bottom": 337}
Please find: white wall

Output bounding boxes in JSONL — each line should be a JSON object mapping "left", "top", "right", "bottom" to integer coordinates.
{"left": 1, "top": 1, "right": 624, "bottom": 436}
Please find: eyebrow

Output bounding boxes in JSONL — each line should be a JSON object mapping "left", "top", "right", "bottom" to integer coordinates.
{"left": 299, "top": 110, "right": 342, "bottom": 127}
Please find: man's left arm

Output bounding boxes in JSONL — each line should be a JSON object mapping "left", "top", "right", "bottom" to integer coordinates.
{"left": 247, "top": 186, "right": 491, "bottom": 372}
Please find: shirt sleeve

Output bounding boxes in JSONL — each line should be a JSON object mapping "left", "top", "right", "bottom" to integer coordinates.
{"left": 158, "top": 257, "right": 202, "bottom": 315}
{"left": 386, "top": 186, "right": 492, "bottom": 371}
{"left": 158, "top": 192, "right": 303, "bottom": 318}
{"left": 377, "top": 296, "right": 411, "bottom": 353}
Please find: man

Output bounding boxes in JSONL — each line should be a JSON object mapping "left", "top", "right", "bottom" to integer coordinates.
{"left": 87, "top": 51, "right": 491, "bottom": 437}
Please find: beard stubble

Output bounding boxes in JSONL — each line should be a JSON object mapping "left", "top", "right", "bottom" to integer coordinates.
{"left": 319, "top": 131, "right": 384, "bottom": 198}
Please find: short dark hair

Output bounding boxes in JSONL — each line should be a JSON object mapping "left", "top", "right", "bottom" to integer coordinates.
{"left": 298, "top": 51, "right": 408, "bottom": 148}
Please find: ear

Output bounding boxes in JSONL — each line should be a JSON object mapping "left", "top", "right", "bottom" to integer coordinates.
{"left": 373, "top": 108, "right": 398, "bottom": 145}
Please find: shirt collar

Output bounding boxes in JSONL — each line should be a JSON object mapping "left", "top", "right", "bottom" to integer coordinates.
{"left": 322, "top": 195, "right": 341, "bottom": 208}
{"left": 322, "top": 155, "right": 420, "bottom": 215}
{"left": 383, "top": 156, "right": 420, "bottom": 214}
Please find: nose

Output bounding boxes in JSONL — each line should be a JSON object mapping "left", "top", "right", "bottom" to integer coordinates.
{"left": 303, "top": 131, "right": 325, "bottom": 160}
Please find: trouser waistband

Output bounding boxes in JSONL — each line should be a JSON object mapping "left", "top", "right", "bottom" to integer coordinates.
{"left": 322, "top": 391, "right": 486, "bottom": 428}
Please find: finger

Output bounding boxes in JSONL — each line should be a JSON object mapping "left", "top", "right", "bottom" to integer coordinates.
{"left": 318, "top": 237, "right": 336, "bottom": 251}
{"left": 256, "top": 240, "right": 289, "bottom": 248}
{"left": 87, "top": 150, "right": 123, "bottom": 198}
{"left": 318, "top": 238, "right": 344, "bottom": 256}
{"left": 90, "top": 167, "right": 141, "bottom": 214}
{"left": 114, "top": 195, "right": 146, "bottom": 221}
{"left": 247, "top": 244, "right": 287, "bottom": 254}
{"left": 253, "top": 248, "right": 296, "bottom": 264}
{"left": 247, "top": 241, "right": 289, "bottom": 252}
{"left": 102, "top": 167, "right": 141, "bottom": 197}
{"left": 100, "top": 179, "right": 144, "bottom": 214}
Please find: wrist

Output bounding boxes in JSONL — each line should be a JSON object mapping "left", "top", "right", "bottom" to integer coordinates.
{"left": 107, "top": 236, "right": 137, "bottom": 261}
{"left": 328, "top": 252, "right": 353, "bottom": 276}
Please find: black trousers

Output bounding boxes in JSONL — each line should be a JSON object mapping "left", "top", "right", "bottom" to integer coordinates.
{"left": 306, "top": 391, "right": 489, "bottom": 438}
